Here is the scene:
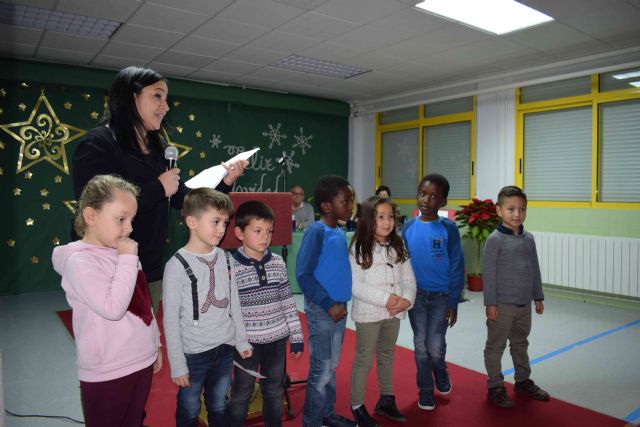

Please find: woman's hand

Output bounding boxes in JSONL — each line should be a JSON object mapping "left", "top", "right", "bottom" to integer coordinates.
{"left": 158, "top": 168, "right": 181, "bottom": 197}
{"left": 222, "top": 159, "right": 249, "bottom": 186}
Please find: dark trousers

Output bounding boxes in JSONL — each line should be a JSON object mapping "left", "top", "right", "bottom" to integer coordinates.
{"left": 80, "top": 364, "right": 153, "bottom": 427}
{"left": 229, "top": 337, "right": 287, "bottom": 427}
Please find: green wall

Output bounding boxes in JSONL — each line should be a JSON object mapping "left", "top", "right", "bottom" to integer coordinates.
{"left": 0, "top": 59, "right": 349, "bottom": 295}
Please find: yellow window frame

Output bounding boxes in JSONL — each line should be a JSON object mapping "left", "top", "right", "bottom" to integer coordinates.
{"left": 376, "top": 101, "right": 477, "bottom": 206}
{"left": 515, "top": 74, "right": 640, "bottom": 210}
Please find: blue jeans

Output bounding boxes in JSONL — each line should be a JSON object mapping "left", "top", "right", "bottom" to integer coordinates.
{"left": 302, "top": 297, "right": 346, "bottom": 427}
{"left": 176, "top": 344, "right": 234, "bottom": 427}
{"left": 408, "top": 290, "right": 450, "bottom": 397}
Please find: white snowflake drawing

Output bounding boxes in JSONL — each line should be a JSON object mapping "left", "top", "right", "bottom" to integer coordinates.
{"left": 292, "top": 127, "right": 313, "bottom": 155}
{"left": 281, "top": 150, "right": 300, "bottom": 175}
{"left": 261, "top": 123, "right": 287, "bottom": 149}
{"left": 209, "top": 134, "right": 222, "bottom": 149}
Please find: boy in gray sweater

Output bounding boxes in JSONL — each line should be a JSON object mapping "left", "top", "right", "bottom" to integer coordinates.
{"left": 163, "top": 188, "right": 252, "bottom": 427}
{"left": 483, "top": 186, "right": 549, "bottom": 408}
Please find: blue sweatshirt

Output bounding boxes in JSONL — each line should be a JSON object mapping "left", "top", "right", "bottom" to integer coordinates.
{"left": 296, "top": 221, "right": 352, "bottom": 311}
{"left": 402, "top": 217, "right": 465, "bottom": 310}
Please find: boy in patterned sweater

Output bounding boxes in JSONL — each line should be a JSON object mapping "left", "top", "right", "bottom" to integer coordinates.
{"left": 229, "top": 201, "right": 304, "bottom": 427}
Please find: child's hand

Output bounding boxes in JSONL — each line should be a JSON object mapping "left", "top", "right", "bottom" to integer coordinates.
{"left": 486, "top": 305, "right": 498, "bottom": 321}
{"left": 327, "top": 304, "right": 347, "bottom": 321}
{"left": 388, "top": 298, "right": 411, "bottom": 316}
{"left": 535, "top": 300, "right": 544, "bottom": 314}
{"left": 116, "top": 237, "right": 138, "bottom": 255}
{"left": 153, "top": 350, "right": 163, "bottom": 374}
{"left": 172, "top": 374, "right": 190, "bottom": 388}
{"left": 446, "top": 308, "right": 458, "bottom": 327}
{"left": 386, "top": 294, "right": 400, "bottom": 310}
{"left": 291, "top": 352, "right": 303, "bottom": 360}
{"left": 240, "top": 349, "right": 253, "bottom": 359}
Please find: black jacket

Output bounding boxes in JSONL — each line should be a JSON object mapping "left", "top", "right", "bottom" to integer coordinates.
{"left": 72, "top": 125, "right": 231, "bottom": 281}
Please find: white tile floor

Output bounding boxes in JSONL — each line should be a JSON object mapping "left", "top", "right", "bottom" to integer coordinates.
{"left": 1, "top": 289, "right": 639, "bottom": 426}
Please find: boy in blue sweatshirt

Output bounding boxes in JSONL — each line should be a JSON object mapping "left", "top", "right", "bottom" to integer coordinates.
{"left": 296, "top": 175, "right": 355, "bottom": 427}
{"left": 402, "top": 173, "right": 464, "bottom": 411}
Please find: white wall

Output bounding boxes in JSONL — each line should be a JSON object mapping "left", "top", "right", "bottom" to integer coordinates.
{"left": 348, "top": 112, "right": 376, "bottom": 200}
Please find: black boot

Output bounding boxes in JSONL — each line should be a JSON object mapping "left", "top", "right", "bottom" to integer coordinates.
{"left": 375, "top": 395, "right": 407, "bottom": 422}
{"left": 351, "top": 405, "right": 380, "bottom": 427}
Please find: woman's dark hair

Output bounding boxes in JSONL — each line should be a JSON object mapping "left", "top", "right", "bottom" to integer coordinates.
{"left": 312, "top": 175, "right": 351, "bottom": 212}
{"left": 375, "top": 185, "right": 391, "bottom": 197}
{"left": 350, "top": 196, "right": 408, "bottom": 270}
{"left": 104, "top": 66, "right": 167, "bottom": 153}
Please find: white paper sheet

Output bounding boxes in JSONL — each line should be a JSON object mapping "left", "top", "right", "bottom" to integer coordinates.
{"left": 233, "top": 360, "right": 266, "bottom": 379}
{"left": 185, "top": 147, "right": 260, "bottom": 189}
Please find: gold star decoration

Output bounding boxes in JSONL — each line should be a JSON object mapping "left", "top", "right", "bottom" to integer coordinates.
{"left": 188, "top": 169, "right": 195, "bottom": 177}
{"left": 24, "top": 171, "right": 33, "bottom": 179}
{"left": 18, "top": 103, "right": 27, "bottom": 111}
{"left": 31, "top": 256, "right": 39, "bottom": 264}
{"left": 54, "top": 175, "right": 62, "bottom": 183}
{"left": 0, "top": 88, "right": 6, "bottom": 96}
{"left": 13, "top": 188, "right": 21, "bottom": 196}
{"left": 81, "top": 93, "right": 91, "bottom": 101}
{"left": 26, "top": 218, "right": 35, "bottom": 226}
{"left": 188, "top": 114, "right": 195, "bottom": 121}
{"left": 20, "top": 82, "right": 29, "bottom": 88}
{"left": 0, "top": 141, "right": 4, "bottom": 149}
{"left": 63, "top": 200, "right": 77, "bottom": 214}
{"left": 0, "top": 91, "right": 86, "bottom": 174}
{"left": 173, "top": 101, "right": 181, "bottom": 107}
{"left": 6, "top": 239, "right": 15, "bottom": 247}
{"left": 63, "top": 102, "right": 72, "bottom": 110}
{"left": 40, "top": 188, "right": 49, "bottom": 197}
{"left": 161, "top": 128, "right": 192, "bottom": 160}
{"left": 195, "top": 130, "right": 202, "bottom": 138}
{"left": 176, "top": 125, "right": 183, "bottom": 134}
{"left": 42, "top": 203, "right": 51, "bottom": 210}
{"left": 199, "top": 151, "right": 206, "bottom": 159}
{"left": 52, "top": 237, "right": 60, "bottom": 245}
{"left": 90, "top": 111, "right": 99, "bottom": 119}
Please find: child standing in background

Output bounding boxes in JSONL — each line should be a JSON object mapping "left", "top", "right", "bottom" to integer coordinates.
{"left": 349, "top": 196, "right": 416, "bottom": 427}
{"left": 402, "top": 173, "right": 465, "bottom": 411}
{"left": 296, "top": 175, "right": 356, "bottom": 427}
{"left": 229, "top": 201, "right": 304, "bottom": 427}
{"left": 483, "top": 185, "right": 549, "bottom": 408}
{"left": 162, "top": 188, "right": 252, "bottom": 427}
{"left": 52, "top": 174, "right": 162, "bottom": 427}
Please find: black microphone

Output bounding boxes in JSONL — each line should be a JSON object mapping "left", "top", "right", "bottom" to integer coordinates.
{"left": 165, "top": 146, "right": 179, "bottom": 169}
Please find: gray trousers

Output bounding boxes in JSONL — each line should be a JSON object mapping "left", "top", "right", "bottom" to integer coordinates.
{"left": 350, "top": 317, "right": 401, "bottom": 406}
{"left": 484, "top": 303, "right": 532, "bottom": 388}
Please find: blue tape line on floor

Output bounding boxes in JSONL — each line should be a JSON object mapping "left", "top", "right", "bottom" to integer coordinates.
{"left": 624, "top": 407, "right": 640, "bottom": 422}
{"left": 502, "top": 318, "right": 640, "bottom": 377}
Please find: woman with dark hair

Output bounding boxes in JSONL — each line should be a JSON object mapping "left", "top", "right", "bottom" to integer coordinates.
{"left": 375, "top": 185, "right": 391, "bottom": 199}
{"left": 73, "top": 66, "right": 247, "bottom": 310}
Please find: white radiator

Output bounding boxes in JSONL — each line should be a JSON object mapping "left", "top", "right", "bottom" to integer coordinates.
{"left": 532, "top": 231, "right": 640, "bottom": 298}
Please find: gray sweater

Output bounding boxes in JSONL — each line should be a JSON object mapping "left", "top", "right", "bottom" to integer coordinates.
{"left": 482, "top": 227, "right": 544, "bottom": 306}
{"left": 162, "top": 247, "right": 251, "bottom": 378}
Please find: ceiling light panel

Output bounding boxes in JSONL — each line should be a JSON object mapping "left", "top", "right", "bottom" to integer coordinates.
{"left": 270, "top": 54, "right": 371, "bottom": 79}
{"left": 414, "top": 0, "right": 553, "bottom": 35}
{"left": 0, "top": 1, "right": 121, "bottom": 38}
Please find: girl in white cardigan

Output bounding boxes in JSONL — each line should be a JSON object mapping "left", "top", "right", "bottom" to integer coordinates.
{"left": 349, "top": 196, "right": 416, "bottom": 427}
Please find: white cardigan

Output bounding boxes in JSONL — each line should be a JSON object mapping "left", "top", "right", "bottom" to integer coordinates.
{"left": 349, "top": 242, "right": 417, "bottom": 323}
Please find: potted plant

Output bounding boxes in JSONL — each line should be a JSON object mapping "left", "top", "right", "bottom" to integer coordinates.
{"left": 454, "top": 198, "right": 500, "bottom": 291}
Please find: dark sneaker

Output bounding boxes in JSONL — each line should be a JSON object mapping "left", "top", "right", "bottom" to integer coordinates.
{"left": 436, "top": 377, "right": 452, "bottom": 395}
{"left": 418, "top": 392, "right": 435, "bottom": 411}
{"left": 322, "top": 413, "right": 357, "bottom": 427}
{"left": 514, "top": 379, "right": 550, "bottom": 401}
{"left": 488, "top": 386, "right": 514, "bottom": 408}
{"left": 351, "top": 405, "right": 379, "bottom": 427}
{"left": 375, "top": 395, "right": 407, "bottom": 422}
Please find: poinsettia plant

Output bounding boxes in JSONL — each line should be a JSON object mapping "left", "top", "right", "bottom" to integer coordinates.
{"left": 455, "top": 198, "right": 500, "bottom": 275}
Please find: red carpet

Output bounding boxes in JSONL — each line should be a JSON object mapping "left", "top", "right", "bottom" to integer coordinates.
{"left": 57, "top": 309, "right": 625, "bottom": 427}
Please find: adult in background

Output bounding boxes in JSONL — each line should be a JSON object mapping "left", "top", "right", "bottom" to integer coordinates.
{"left": 375, "top": 185, "right": 391, "bottom": 199}
{"left": 291, "top": 184, "right": 315, "bottom": 230}
{"left": 73, "top": 66, "right": 247, "bottom": 311}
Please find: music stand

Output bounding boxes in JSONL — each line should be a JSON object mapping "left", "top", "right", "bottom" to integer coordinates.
{"left": 219, "top": 192, "right": 299, "bottom": 419}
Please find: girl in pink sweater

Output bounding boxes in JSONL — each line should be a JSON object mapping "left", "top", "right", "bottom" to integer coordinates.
{"left": 52, "top": 175, "right": 161, "bottom": 427}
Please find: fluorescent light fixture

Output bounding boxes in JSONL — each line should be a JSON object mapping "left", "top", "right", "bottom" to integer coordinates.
{"left": 415, "top": 0, "right": 553, "bottom": 35}
{"left": 0, "top": 1, "right": 121, "bottom": 39}
{"left": 629, "top": 81, "right": 640, "bottom": 88}
{"left": 612, "top": 70, "right": 640, "bottom": 80}
{"left": 270, "top": 55, "right": 370, "bottom": 79}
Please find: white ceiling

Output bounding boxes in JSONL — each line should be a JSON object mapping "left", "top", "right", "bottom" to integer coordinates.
{"left": 1, "top": 0, "right": 640, "bottom": 103}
